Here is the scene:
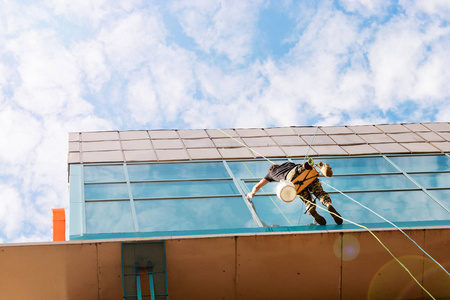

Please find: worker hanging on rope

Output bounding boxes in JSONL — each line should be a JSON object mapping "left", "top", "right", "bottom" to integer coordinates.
{"left": 246, "top": 160, "right": 343, "bottom": 225}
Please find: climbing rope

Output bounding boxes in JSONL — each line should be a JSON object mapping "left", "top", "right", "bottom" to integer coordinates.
{"left": 322, "top": 180, "right": 450, "bottom": 278}
{"left": 217, "top": 127, "right": 449, "bottom": 298}
{"left": 301, "top": 196, "right": 436, "bottom": 300}
{"left": 217, "top": 129, "right": 275, "bottom": 164}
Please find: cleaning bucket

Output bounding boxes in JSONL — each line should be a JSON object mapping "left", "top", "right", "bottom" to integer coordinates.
{"left": 276, "top": 180, "right": 296, "bottom": 202}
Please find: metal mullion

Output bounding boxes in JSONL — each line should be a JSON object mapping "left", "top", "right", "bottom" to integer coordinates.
{"left": 129, "top": 177, "right": 233, "bottom": 184}
{"left": 81, "top": 165, "right": 86, "bottom": 234}
{"left": 403, "top": 170, "right": 450, "bottom": 175}
{"left": 133, "top": 194, "right": 242, "bottom": 201}
{"left": 326, "top": 188, "right": 423, "bottom": 194}
{"left": 222, "top": 160, "right": 263, "bottom": 227}
{"left": 84, "top": 181, "right": 127, "bottom": 185}
{"left": 124, "top": 162, "right": 140, "bottom": 232}
{"left": 85, "top": 198, "right": 130, "bottom": 202}
{"left": 383, "top": 155, "right": 450, "bottom": 214}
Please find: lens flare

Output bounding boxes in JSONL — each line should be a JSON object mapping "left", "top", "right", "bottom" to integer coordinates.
{"left": 334, "top": 234, "right": 360, "bottom": 261}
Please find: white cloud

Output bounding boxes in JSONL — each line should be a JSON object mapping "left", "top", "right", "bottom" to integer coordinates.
{"left": 0, "top": 185, "right": 24, "bottom": 240}
{"left": 337, "top": 0, "right": 392, "bottom": 16}
{"left": 367, "top": 7, "right": 450, "bottom": 113}
{"left": 73, "top": 40, "right": 111, "bottom": 92}
{"left": 0, "top": 107, "right": 42, "bottom": 163}
{"left": 99, "top": 10, "right": 167, "bottom": 71}
{"left": 126, "top": 74, "right": 161, "bottom": 126}
{"left": 170, "top": 0, "right": 264, "bottom": 63}
{"left": 6, "top": 30, "right": 88, "bottom": 117}
{"left": 400, "top": 0, "right": 450, "bottom": 17}
{"left": 0, "top": 1, "right": 52, "bottom": 35}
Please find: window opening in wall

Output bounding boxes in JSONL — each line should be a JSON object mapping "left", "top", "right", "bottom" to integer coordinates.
{"left": 122, "top": 241, "right": 168, "bottom": 300}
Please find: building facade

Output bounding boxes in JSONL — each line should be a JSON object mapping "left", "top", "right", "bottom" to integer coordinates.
{"left": 1, "top": 123, "right": 450, "bottom": 299}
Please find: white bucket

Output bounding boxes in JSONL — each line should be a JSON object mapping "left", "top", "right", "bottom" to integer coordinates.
{"left": 276, "top": 180, "right": 297, "bottom": 202}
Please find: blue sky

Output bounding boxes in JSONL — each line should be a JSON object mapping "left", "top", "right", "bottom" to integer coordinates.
{"left": 0, "top": 0, "right": 449, "bottom": 243}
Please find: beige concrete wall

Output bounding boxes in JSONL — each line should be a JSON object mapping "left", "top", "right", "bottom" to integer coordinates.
{"left": 0, "top": 242, "right": 122, "bottom": 300}
{"left": 165, "top": 228, "right": 450, "bottom": 300}
{"left": 0, "top": 228, "right": 449, "bottom": 300}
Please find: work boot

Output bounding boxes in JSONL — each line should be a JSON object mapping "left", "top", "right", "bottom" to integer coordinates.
{"left": 309, "top": 209, "right": 326, "bottom": 225}
{"left": 328, "top": 205, "right": 343, "bottom": 225}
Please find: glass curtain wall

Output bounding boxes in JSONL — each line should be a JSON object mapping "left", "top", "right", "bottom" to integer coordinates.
{"left": 69, "top": 154, "right": 450, "bottom": 239}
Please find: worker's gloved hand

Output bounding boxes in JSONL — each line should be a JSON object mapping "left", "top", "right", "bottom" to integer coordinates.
{"left": 302, "top": 162, "right": 312, "bottom": 170}
{"left": 318, "top": 162, "right": 333, "bottom": 177}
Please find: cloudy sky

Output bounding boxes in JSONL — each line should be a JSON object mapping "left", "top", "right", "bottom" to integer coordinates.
{"left": 0, "top": 0, "right": 449, "bottom": 243}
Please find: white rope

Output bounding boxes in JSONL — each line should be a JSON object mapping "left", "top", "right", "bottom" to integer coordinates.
{"left": 322, "top": 180, "right": 450, "bottom": 278}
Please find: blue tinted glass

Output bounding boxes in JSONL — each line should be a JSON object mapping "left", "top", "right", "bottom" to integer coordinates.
{"left": 409, "top": 173, "right": 450, "bottom": 189}
{"left": 251, "top": 196, "right": 305, "bottom": 227}
{"left": 84, "top": 165, "right": 125, "bottom": 183}
{"left": 388, "top": 155, "right": 449, "bottom": 172}
{"left": 135, "top": 197, "right": 257, "bottom": 232}
{"left": 131, "top": 180, "right": 239, "bottom": 198}
{"left": 245, "top": 181, "right": 279, "bottom": 194}
{"left": 330, "top": 191, "right": 450, "bottom": 225}
{"left": 84, "top": 183, "right": 129, "bottom": 200}
{"left": 427, "top": 190, "right": 450, "bottom": 209}
{"left": 321, "top": 174, "right": 417, "bottom": 192}
{"left": 293, "top": 157, "right": 398, "bottom": 175}
{"left": 227, "top": 160, "right": 286, "bottom": 178}
{"left": 127, "top": 162, "right": 230, "bottom": 181}
{"left": 85, "top": 201, "right": 135, "bottom": 233}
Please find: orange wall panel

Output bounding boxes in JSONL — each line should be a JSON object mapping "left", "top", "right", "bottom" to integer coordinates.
{"left": 237, "top": 233, "right": 342, "bottom": 300}
{"left": 166, "top": 237, "right": 237, "bottom": 300}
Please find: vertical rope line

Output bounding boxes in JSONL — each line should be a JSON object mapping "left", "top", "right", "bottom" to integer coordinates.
{"left": 217, "top": 127, "right": 446, "bottom": 293}
{"left": 217, "top": 129, "right": 275, "bottom": 164}
{"left": 322, "top": 180, "right": 450, "bottom": 278}
{"left": 300, "top": 195, "right": 436, "bottom": 300}
{"left": 303, "top": 126, "right": 319, "bottom": 162}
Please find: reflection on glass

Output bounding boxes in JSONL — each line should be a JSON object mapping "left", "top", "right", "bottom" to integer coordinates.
{"left": 84, "top": 165, "right": 126, "bottom": 183}
{"left": 245, "top": 181, "right": 278, "bottom": 194}
{"left": 127, "top": 162, "right": 230, "bottom": 181}
{"left": 322, "top": 174, "right": 416, "bottom": 191}
{"left": 135, "top": 197, "right": 257, "bottom": 231}
{"left": 251, "top": 196, "right": 305, "bottom": 227}
{"left": 330, "top": 191, "right": 450, "bottom": 225}
{"left": 131, "top": 180, "right": 239, "bottom": 198}
{"left": 85, "top": 183, "right": 129, "bottom": 200}
{"left": 86, "top": 201, "right": 134, "bottom": 233}
{"left": 427, "top": 190, "right": 450, "bottom": 209}
{"left": 409, "top": 173, "right": 450, "bottom": 189}
{"left": 293, "top": 157, "right": 398, "bottom": 175}
{"left": 388, "top": 155, "right": 449, "bottom": 173}
{"left": 227, "top": 160, "right": 286, "bottom": 178}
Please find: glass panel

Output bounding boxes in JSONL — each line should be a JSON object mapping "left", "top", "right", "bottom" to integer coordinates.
{"left": 251, "top": 196, "right": 306, "bottom": 227}
{"left": 244, "top": 181, "right": 279, "bottom": 194}
{"left": 135, "top": 197, "right": 257, "bottom": 231}
{"left": 131, "top": 180, "right": 239, "bottom": 198}
{"left": 293, "top": 157, "right": 398, "bottom": 175}
{"left": 409, "top": 173, "right": 450, "bottom": 189}
{"left": 127, "top": 162, "right": 230, "bottom": 181}
{"left": 227, "top": 160, "right": 286, "bottom": 178}
{"left": 388, "top": 155, "right": 449, "bottom": 173}
{"left": 85, "top": 201, "right": 135, "bottom": 233}
{"left": 330, "top": 191, "right": 450, "bottom": 225}
{"left": 321, "top": 174, "right": 417, "bottom": 192}
{"left": 427, "top": 190, "right": 450, "bottom": 209}
{"left": 85, "top": 183, "right": 129, "bottom": 200}
{"left": 84, "top": 165, "right": 125, "bottom": 183}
